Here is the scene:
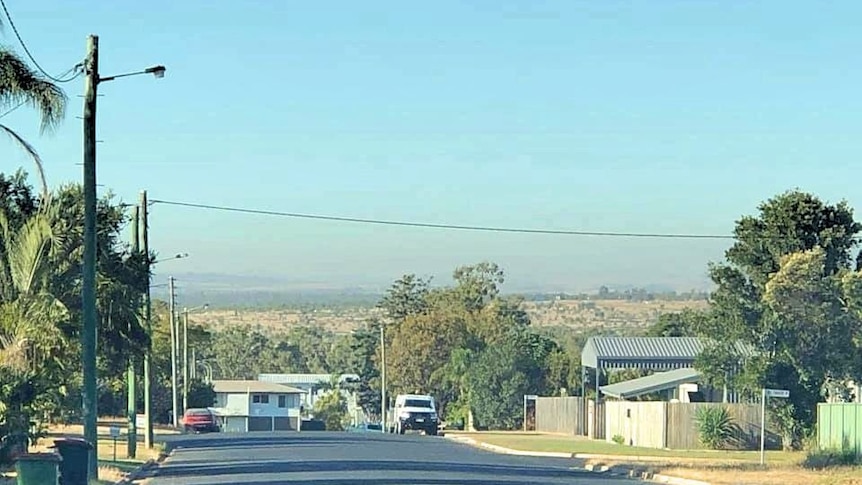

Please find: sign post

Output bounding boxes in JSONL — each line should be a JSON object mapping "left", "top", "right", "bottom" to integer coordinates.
{"left": 523, "top": 395, "right": 538, "bottom": 432}
{"left": 760, "top": 388, "right": 790, "bottom": 465}
{"left": 110, "top": 425, "right": 121, "bottom": 461}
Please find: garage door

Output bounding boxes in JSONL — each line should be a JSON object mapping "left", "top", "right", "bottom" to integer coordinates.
{"left": 248, "top": 416, "right": 273, "bottom": 432}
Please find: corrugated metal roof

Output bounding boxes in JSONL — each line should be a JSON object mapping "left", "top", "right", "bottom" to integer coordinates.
{"left": 212, "top": 380, "right": 306, "bottom": 394}
{"left": 599, "top": 367, "right": 701, "bottom": 399}
{"left": 258, "top": 373, "right": 360, "bottom": 385}
{"left": 581, "top": 336, "right": 755, "bottom": 369}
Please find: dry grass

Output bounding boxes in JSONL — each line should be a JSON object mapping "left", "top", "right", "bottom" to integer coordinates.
{"left": 450, "top": 431, "right": 799, "bottom": 463}
{"left": 455, "top": 432, "right": 861, "bottom": 485}
{"left": 646, "top": 463, "right": 861, "bottom": 485}
{"left": 186, "top": 298, "right": 709, "bottom": 334}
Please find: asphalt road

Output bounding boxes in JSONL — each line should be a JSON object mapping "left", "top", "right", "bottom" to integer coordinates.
{"left": 141, "top": 431, "right": 632, "bottom": 485}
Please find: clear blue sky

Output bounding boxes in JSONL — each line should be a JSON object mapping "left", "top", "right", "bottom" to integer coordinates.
{"left": 3, "top": 0, "right": 862, "bottom": 292}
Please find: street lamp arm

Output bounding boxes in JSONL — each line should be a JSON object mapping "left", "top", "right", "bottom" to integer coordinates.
{"left": 151, "top": 252, "right": 189, "bottom": 264}
{"left": 99, "top": 65, "right": 166, "bottom": 83}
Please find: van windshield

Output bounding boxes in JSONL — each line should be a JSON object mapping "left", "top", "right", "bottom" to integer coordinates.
{"left": 404, "top": 399, "right": 432, "bottom": 408}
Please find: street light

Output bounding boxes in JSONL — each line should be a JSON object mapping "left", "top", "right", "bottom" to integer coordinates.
{"left": 182, "top": 304, "right": 209, "bottom": 412}
{"left": 152, "top": 253, "right": 189, "bottom": 264}
{"left": 81, "top": 34, "right": 165, "bottom": 481}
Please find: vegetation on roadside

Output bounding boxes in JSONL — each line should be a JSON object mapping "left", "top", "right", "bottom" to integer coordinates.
{"left": 694, "top": 406, "right": 738, "bottom": 450}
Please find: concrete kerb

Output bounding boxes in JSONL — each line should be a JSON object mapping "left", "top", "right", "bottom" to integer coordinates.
{"left": 444, "top": 435, "right": 711, "bottom": 485}
{"left": 112, "top": 448, "right": 170, "bottom": 485}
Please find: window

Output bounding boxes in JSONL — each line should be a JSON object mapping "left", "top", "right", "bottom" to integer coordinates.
{"left": 278, "top": 395, "right": 286, "bottom": 408}
{"left": 404, "top": 399, "right": 432, "bottom": 409}
{"left": 252, "top": 394, "right": 270, "bottom": 404}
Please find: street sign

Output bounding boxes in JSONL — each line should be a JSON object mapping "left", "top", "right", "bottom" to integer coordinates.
{"left": 766, "top": 389, "right": 790, "bottom": 398}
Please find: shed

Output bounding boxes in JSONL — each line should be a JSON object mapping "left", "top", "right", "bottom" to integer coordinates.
{"left": 580, "top": 336, "right": 754, "bottom": 401}
{"left": 599, "top": 367, "right": 701, "bottom": 400}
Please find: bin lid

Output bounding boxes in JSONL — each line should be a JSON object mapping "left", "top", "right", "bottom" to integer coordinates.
{"left": 50, "top": 437, "right": 93, "bottom": 449}
{"left": 15, "top": 452, "right": 62, "bottom": 462}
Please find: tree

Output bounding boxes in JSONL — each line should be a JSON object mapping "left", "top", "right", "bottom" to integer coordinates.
{"left": 0, "top": 47, "right": 67, "bottom": 199}
{"left": 313, "top": 383, "right": 347, "bottom": 431}
{"left": 466, "top": 341, "right": 531, "bottom": 430}
{"left": 186, "top": 379, "right": 215, "bottom": 409}
{"left": 0, "top": 203, "right": 69, "bottom": 452}
{"left": 645, "top": 309, "right": 705, "bottom": 337}
{"left": 378, "top": 274, "right": 430, "bottom": 323}
{"left": 346, "top": 324, "right": 381, "bottom": 419}
{"left": 696, "top": 190, "right": 862, "bottom": 448}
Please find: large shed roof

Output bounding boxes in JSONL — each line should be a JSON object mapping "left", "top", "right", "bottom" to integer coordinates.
{"left": 581, "top": 336, "right": 753, "bottom": 370}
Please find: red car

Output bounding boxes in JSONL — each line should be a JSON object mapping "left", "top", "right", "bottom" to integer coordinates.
{"left": 181, "top": 408, "right": 220, "bottom": 433}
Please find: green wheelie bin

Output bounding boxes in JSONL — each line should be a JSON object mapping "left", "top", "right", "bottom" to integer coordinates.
{"left": 14, "top": 452, "right": 61, "bottom": 485}
{"left": 50, "top": 438, "right": 93, "bottom": 485}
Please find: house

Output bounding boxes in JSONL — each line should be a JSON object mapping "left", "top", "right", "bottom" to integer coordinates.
{"left": 211, "top": 380, "right": 306, "bottom": 432}
{"left": 258, "top": 373, "right": 366, "bottom": 424}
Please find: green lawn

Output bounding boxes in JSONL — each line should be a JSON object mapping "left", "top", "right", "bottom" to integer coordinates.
{"left": 449, "top": 432, "right": 803, "bottom": 464}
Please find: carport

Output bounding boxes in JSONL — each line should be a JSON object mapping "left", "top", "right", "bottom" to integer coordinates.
{"left": 579, "top": 336, "right": 753, "bottom": 437}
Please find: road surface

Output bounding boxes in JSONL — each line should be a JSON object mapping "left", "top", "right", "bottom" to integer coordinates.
{"left": 141, "top": 431, "right": 633, "bottom": 484}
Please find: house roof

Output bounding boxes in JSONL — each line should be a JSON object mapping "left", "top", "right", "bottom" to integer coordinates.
{"left": 212, "top": 380, "right": 306, "bottom": 394}
{"left": 599, "top": 367, "right": 701, "bottom": 399}
{"left": 581, "top": 336, "right": 755, "bottom": 370}
{"left": 258, "top": 373, "right": 360, "bottom": 385}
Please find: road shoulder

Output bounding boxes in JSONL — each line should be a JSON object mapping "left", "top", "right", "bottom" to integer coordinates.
{"left": 444, "top": 434, "right": 711, "bottom": 485}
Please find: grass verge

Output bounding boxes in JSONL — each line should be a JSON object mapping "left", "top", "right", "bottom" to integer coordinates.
{"left": 450, "top": 432, "right": 862, "bottom": 485}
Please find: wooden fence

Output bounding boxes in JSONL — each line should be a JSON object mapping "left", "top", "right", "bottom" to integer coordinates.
{"left": 604, "top": 401, "right": 773, "bottom": 450}
{"left": 535, "top": 397, "right": 585, "bottom": 435}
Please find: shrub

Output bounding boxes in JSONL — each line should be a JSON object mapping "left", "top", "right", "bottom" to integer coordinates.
{"left": 611, "top": 434, "right": 625, "bottom": 445}
{"left": 694, "top": 406, "right": 736, "bottom": 450}
{"left": 803, "top": 448, "right": 861, "bottom": 469}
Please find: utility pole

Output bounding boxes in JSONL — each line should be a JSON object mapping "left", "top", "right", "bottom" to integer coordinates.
{"left": 141, "top": 190, "right": 154, "bottom": 449}
{"left": 81, "top": 34, "right": 100, "bottom": 482}
{"left": 127, "top": 205, "right": 139, "bottom": 459}
{"left": 169, "top": 276, "right": 179, "bottom": 427}
{"left": 182, "top": 308, "right": 189, "bottom": 412}
{"left": 380, "top": 323, "right": 386, "bottom": 433}
{"left": 190, "top": 347, "right": 196, "bottom": 380}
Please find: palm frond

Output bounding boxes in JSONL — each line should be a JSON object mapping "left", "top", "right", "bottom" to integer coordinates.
{"left": 0, "top": 47, "right": 67, "bottom": 133}
{"left": 0, "top": 123, "right": 47, "bottom": 199}
{"left": 7, "top": 211, "right": 53, "bottom": 297}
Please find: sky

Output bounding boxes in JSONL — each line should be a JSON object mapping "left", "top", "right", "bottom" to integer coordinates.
{"left": 3, "top": 0, "right": 862, "bottom": 293}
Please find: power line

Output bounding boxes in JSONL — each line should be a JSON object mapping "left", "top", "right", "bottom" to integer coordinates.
{"left": 149, "top": 198, "right": 735, "bottom": 240}
{"left": 0, "top": 0, "right": 83, "bottom": 83}
{"left": 0, "top": 65, "right": 80, "bottom": 119}
{"left": 0, "top": 64, "right": 82, "bottom": 120}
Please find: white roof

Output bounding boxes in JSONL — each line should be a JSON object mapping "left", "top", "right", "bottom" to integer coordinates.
{"left": 258, "top": 373, "right": 360, "bottom": 385}
{"left": 212, "top": 380, "right": 306, "bottom": 394}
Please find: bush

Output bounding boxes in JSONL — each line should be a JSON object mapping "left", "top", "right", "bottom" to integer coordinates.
{"left": 803, "top": 448, "right": 861, "bottom": 469}
{"left": 694, "top": 406, "right": 737, "bottom": 450}
{"left": 611, "top": 434, "right": 625, "bottom": 445}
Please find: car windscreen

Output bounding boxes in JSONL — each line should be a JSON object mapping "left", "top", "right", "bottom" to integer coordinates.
{"left": 404, "top": 399, "right": 432, "bottom": 408}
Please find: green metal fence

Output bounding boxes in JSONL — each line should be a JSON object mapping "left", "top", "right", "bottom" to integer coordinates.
{"left": 817, "top": 403, "right": 862, "bottom": 455}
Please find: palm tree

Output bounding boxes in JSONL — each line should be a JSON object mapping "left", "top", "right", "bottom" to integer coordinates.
{"left": 0, "top": 204, "right": 68, "bottom": 456}
{"left": 0, "top": 46, "right": 67, "bottom": 199}
{"left": 0, "top": 204, "right": 67, "bottom": 367}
